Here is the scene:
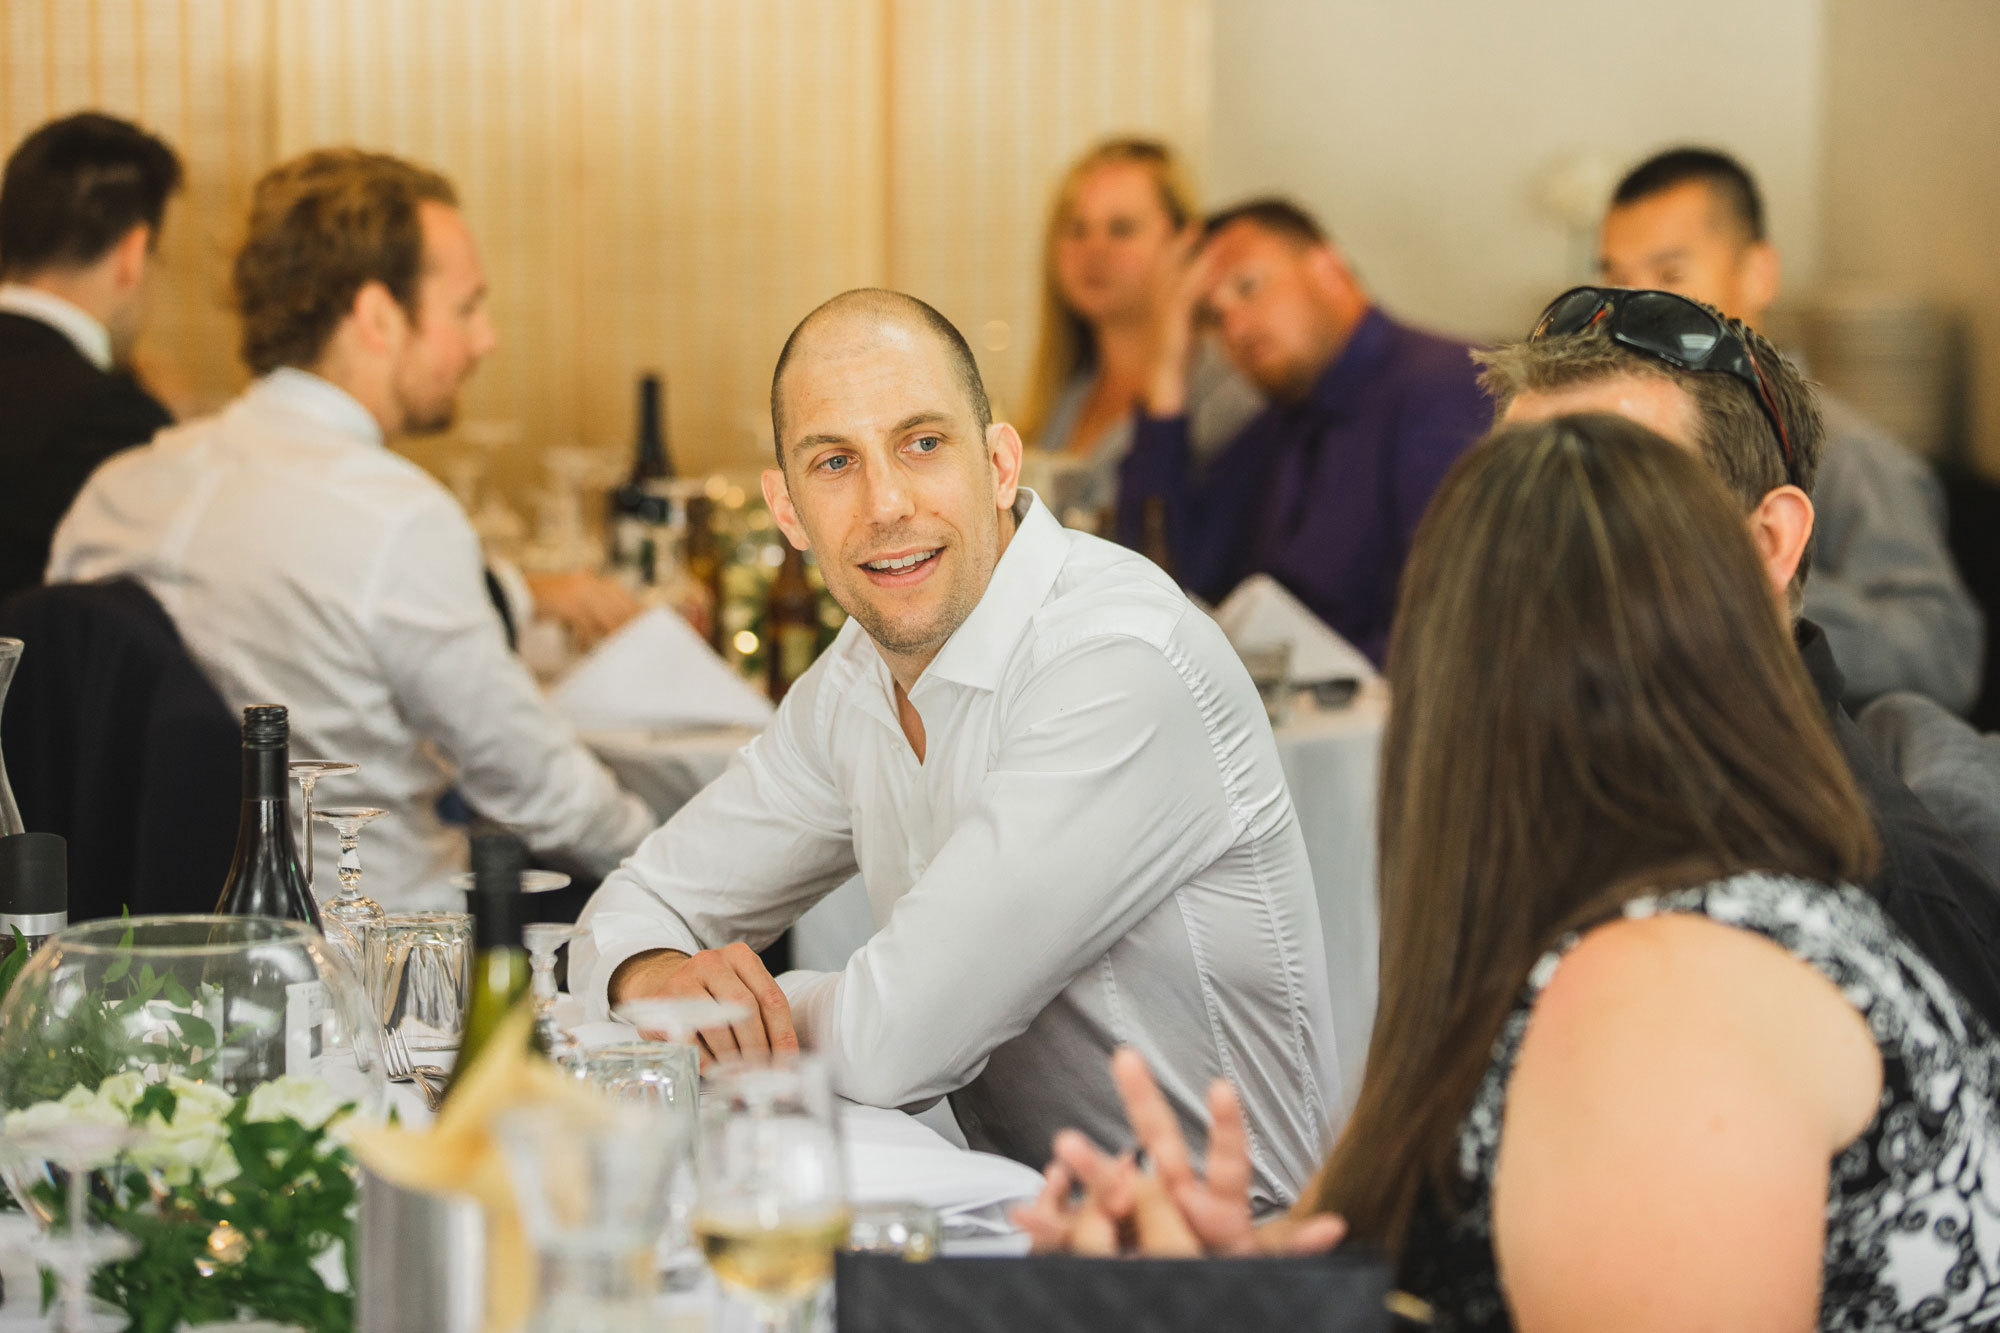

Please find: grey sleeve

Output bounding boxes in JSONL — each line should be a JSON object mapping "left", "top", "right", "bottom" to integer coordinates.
{"left": 1801, "top": 400, "right": 1984, "bottom": 713}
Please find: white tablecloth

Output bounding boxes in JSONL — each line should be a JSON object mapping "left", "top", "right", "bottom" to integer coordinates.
{"left": 586, "top": 683, "right": 1386, "bottom": 1104}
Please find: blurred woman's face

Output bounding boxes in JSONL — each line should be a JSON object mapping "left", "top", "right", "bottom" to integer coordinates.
{"left": 1053, "top": 161, "right": 1182, "bottom": 327}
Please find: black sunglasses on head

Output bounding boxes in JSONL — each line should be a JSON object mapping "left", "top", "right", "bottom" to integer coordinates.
{"left": 1529, "top": 286, "right": 1799, "bottom": 489}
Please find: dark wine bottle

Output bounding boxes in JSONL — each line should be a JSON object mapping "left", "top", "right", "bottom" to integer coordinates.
{"left": 608, "top": 372, "right": 676, "bottom": 580}
{"left": 630, "top": 372, "right": 674, "bottom": 483}
{"left": 215, "top": 704, "right": 321, "bottom": 929}
{"left": 684, "top": 493, "right": 726, "bottom": 652}
{"left": 766, "top": 544, "right": 819, "bottom": 703}
{"left": 0, "top": 831, "right": 66, "bottom": 964}
{"left": 443, "top": 825, "right": 544, "bottom": 1102}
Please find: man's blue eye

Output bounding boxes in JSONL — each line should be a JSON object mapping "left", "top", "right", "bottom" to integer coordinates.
{"left": 912, "top": 436, "right": 941, "bottom": 453}
{"left": 821, "top": 455, "right": 850, "bottom": 473}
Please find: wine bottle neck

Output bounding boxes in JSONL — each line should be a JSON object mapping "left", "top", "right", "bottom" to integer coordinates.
{"left": 241, "top": 745, "right": 290, "bottom": 801}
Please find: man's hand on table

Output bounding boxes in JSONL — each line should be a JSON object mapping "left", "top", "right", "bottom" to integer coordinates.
{"left": 524, "top": 569, "right": 643, "bottom": 648}
{"left": 610, "top": 943, "right": 799, "bottom": 1065}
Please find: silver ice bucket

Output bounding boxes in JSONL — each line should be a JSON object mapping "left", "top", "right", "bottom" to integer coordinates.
{"left": 358, "top": 1167, "right": 486, "bottom": 1333}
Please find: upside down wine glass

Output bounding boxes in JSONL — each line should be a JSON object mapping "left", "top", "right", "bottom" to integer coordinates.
{"left": 288, "top": 760, "right": 357, "bottom": 891}
{"left": 523, "top": 922, "right": 583, "bottom": 1063}
{"left": 0, "top": 1122, "right": 143, "bottom": 1332}
{"left": 312, "top": 806, "right": 388, "bottom": 1000}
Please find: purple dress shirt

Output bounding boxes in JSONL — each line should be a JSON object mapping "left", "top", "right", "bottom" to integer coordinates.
{"left": 1117, "top": 307, "right": 1490, "bottom": 665}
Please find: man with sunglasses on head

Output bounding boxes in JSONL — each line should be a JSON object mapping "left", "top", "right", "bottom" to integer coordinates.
{"left": 1600, "top": 147, "right": 1981, "bottom": 713}
{"left": 1480, "top": 287, "right": 2000, "bottom": 1032}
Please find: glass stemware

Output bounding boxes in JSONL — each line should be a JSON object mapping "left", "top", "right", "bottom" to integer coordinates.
{"left": 495, "top": 1098, "right": 684, "bottom": 1332}
{"left": 447, "top": 869, "right": 573, "bottom": 896}
{"left": 693, "top": 1056, "right": 848, "bottom": 1333}
{"left": 312, "top": 806, "right": 388, "bottom": 1004}
{"left": 1, "top": 1122, "right": 143, "bottom": 1332}
{"left": 288, "top": 760, "right": 358, "bottom": 891}
{"left": 522, "top": 923, "right": 583, "bottom": 1062}
{"left": 613, "top": 996, "right": 750, "bottom": 1050}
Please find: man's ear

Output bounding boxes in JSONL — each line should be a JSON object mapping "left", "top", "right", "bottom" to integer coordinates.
{"left": 1739, "top": 240, "right": 1781, "bottom": 320}
{"left": 987, "top": 421, "right": 1023, "bottom": 512}
{"left": 350, "top": 279, "right": 409, "bottom": 356}
{"left": 761, "top": 465, "right": 811, "bottom": 551}
{"left": 109, "top": 224, "right": 151, "bottom": 290}
{"left": 1746, "top": 484, "right": 1814, "bottom": 602}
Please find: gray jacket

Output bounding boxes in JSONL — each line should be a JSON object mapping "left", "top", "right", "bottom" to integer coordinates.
{"left": 1804, "top": 395, "right": 1984, "bottom": 712}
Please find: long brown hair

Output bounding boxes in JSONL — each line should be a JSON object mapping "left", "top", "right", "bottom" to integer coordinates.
{"left": 1017, "top": 138, "right": 1199, "bottom": 444}
{"left": 1303, "top": 414, "right": 1876, "bottom": 1254}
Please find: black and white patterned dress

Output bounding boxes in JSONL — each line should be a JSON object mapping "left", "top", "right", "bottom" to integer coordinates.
{"left": 1401, "top": 872, "right": 2000, "bottom": 1331}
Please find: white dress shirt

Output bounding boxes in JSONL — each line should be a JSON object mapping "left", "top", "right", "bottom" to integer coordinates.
{"left": 573, "top": 494, "right": 1339, "bottom": 1210}
{"left": 48, "top": 368, "right": 656, "bottom": 908}
{"left": 0, "top": 284, "right": 113, "bottom": 370}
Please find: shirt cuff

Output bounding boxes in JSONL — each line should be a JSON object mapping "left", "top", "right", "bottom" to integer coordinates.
{"left": 577, "top": 909, "right": 704, "bottom": 1022}
{"left": 775, "top": 969, "right": 839, "bottom": 1053}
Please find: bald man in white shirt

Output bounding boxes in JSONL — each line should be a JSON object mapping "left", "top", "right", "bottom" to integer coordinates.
{"left": 573, "top": 289, "right": 1338, "bottom": 1212}
{"left": 50, "top": 149, "right": 654, "bottom": 906}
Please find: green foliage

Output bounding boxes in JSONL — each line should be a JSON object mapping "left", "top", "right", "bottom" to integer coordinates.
{"left": 0, "top": 916, "right": 218, "bottom": 1110}
{"left": 0, "top": 925, "right": 27, "bottom": 1005}
{"left": 23, "top": 1099, "right": 360, "bottom": 1333}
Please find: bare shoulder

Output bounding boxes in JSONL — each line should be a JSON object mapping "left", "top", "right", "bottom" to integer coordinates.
{"left": 1488, "top": 908, "right": 1883, "bottom": 1331}
{"left": 1517, "top": 910, "right": 1881, "bottom": 1144}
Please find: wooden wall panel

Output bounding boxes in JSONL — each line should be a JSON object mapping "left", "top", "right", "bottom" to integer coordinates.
{"left": 3, "top": 0, "right": 1210, "bottom": 490}
{"left": 0, "top": 0, "right": 271, "bottom": 419}
{"left": 885, "top": 0, "right": 1212, "bottom": 419}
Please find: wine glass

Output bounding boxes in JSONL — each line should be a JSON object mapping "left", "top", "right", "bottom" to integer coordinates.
{"left": 312, "top": 807, "right": 388, "bottom": 1002}
{"left": 522, "top": 923, "right": 583, "bottom": 1062}
{"left": 613, "top": 996, "right": 750, "bottom": 1050}
{"left": 447, "top": 869, "right": 573, "bottom": 896}
{"left": 693, "top": 1056, "right": 848, "bottom": 1333}
{"left": 288, "top": 760, "right": 358, "bottom": 890}
{"left": 0, "top": 1122, "right": 143, "bottom": 1332}
{"left": 494, "top": 1097, "right": 684, "bottom": 1332}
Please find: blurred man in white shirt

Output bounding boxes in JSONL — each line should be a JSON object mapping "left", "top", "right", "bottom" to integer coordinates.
{"left": 50, "top": 149, "right": 654, "bottom": 907}
{"left": 573, "top": 290, "right": 1338, "bottom": 1211}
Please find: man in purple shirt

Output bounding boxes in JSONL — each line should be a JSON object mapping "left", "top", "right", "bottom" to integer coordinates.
{"left": 1116, "top": 198, "right": 1489, "bottom": 663}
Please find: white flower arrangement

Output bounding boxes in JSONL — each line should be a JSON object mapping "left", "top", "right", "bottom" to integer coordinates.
{"left": 3, "top": 1072, "right": 353, "bottom": 1190}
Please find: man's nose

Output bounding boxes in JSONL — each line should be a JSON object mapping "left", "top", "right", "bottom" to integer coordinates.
{"left": 862, "top": 460, "right": 917, "bottom": 524}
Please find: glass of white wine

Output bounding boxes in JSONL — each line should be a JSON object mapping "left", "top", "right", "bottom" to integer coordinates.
{"left": 693, "top": 1055, "right": 849, "bottom": 1332}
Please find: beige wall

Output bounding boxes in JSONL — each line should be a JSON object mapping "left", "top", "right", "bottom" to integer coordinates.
{"left": 1822, "top": 0, "right": 2000, "bottom": 477}
{"left": 1208, "top": 0, "right": 1826, "bottom": 344}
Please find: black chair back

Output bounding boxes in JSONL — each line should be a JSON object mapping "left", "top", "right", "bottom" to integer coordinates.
{"left": 0, "top": 578, "right": 238, "bottom": 922}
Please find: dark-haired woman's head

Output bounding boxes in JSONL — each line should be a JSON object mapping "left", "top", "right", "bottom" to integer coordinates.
{"left": 1309, "top": 412, "right": 1875, "bottom": 1252}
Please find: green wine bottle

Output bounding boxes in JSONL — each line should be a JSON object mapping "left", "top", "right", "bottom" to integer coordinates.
{"left": 442, "top": 825, "right": 545, "bottom": 1102}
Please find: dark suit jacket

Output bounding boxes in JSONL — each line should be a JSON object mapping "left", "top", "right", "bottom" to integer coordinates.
{"left": 0, "top": 577, "right": 240, "bottom": 923}
{"left": 1800, "top": 618, "right": 2000, "bottom": 1033}
{"left": 0, "top": 310, "right": 171, "bottom": 603}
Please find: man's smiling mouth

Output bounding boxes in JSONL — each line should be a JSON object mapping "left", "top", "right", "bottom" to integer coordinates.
{"left": 863, "top": 549, "right": 940, "bottom": 572}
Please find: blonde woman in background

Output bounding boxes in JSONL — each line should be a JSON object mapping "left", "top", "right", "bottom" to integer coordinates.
{"left": 1019, "top": 138, "right": 1259, "bottom": 528}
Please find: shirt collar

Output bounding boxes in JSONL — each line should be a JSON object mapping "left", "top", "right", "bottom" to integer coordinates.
{"left": 0, "top": 283, "right": 112, "bottom": 371}
{"left": 905, "top": 490, "right": 1069, "bottom": 696}
{"left": 246, "top": 367, "right": 386, "bottom": 446}
{"left": 1303, "top": 305, "right": 1394, "bottom": 416}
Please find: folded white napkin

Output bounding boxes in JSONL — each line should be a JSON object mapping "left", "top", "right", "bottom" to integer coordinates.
{"left": 840, "top": 1102, "right": 1044, "bottom": 1219}
{"left": 1213, "top": 574, "right": 1376, "bottom": 683}
{"left": 550, "top": 607, "right": 774, "bottom": 732}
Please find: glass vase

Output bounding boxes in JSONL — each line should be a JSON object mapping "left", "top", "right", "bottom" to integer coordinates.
{"left": 0, "top": 637, "right": 23, "bottom": 837}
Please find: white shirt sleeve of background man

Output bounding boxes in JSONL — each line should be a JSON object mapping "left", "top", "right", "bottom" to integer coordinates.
{"left": 574, "top": 627, "right": 1248, "bottom": 1110}
{"left": 364, "top": 498, "right": 656, "bottom": 872}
